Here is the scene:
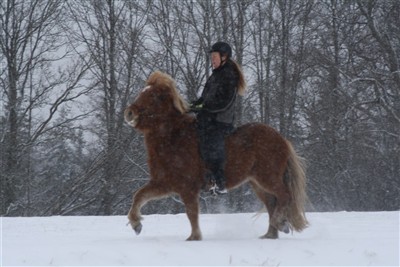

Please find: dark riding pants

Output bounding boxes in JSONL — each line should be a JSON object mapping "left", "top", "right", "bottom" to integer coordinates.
{"left": 196, "top": 114, "right": 233, "bottom": 186}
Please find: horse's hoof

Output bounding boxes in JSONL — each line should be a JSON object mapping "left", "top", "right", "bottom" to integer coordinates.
{"left": 260, "top": 233, "right": 278, "bottom": 239}
{"left": 260, "top": 229, "right": 278, "bottom": 239}
{"left": 133, "top": 223, "right": 142, "bottom": 235}
{"left": 278, "top": 221, "right": 290, "bottom": 234}
{"left": 186, "top": 231, "right": 202, "bottom": 241}
{"left": 186, "top": 233, "right": 202, "bottom": 241}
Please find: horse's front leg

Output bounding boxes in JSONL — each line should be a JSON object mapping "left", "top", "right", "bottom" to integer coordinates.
{"left": 180, "top": 192, "right": 202, "bottom": 241}
{"left": 128, "top": 182, "right": 169, "bottom": 235}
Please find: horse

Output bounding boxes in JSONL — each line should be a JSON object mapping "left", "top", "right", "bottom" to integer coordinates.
{"left": 124, "top": 71, "right": 309, "bottom": 241}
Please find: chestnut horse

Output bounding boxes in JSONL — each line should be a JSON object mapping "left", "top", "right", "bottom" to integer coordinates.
{"left": 124, "top": 71, "right": 308, "bottom": 240}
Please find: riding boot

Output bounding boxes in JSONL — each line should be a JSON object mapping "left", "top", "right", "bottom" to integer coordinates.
{"left": 215, "top": 170, "right": 227, "bottom": 194}
{"left": 211, "top": 161, "right": 227, "bottom": 195}
{"left": 205, "top": 167, "right": 227, "bottom": 195}
{"left": 205, "top": 170, "right": 217, "bottom": 191}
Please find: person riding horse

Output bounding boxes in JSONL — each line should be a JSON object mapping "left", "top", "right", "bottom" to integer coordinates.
{"left": 190, "top": 42, "right": 246, "bottom": 195}
{"left": 125, "top": 70, "right": 308, "bottom": 240}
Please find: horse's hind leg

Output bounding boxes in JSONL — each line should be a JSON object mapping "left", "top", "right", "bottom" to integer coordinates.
{"left": 251, "top": 177, "right": 291, "bottom": 234}
{"left": 128, "top": 182, "right": 169, "bottom": 235}
{"left": 269, "top": 182, "right": 291, "bottom": 234}
{"left": 180, "top": 192, "right": 202, "bottom": 241}
{"left": 250, "top": 181, "right": 278, "bottom": 239}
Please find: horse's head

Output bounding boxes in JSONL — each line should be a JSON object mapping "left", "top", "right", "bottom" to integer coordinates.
{"left": 124, "top": 71, "right": 189, "bottom": 131}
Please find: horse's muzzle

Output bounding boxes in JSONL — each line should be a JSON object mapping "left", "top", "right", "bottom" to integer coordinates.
{"left": 124, "top": 108, "right": 138, "bottom": 128}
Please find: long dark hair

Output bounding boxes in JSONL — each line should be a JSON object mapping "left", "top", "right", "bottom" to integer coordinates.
{"left": 230, "top": 59, "right": 246, "bottom": 96}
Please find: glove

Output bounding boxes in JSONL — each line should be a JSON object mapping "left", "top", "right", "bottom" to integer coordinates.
{"left": 189, "top": 102, "right": 204, "bottom": 113}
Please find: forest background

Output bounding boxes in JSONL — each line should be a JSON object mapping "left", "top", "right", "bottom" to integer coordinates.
{"left": 1, "top": 0, "right": 399, "bottom": 216}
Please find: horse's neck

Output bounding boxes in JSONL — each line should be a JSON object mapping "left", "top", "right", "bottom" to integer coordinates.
{"left": 144, "top": 118, "right": 177, "bottom": 141}
{"left": 144, "top": 115, "right": 194, "bottom": 149}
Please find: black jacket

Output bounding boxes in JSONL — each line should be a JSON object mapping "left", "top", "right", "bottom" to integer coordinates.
{"left": 196, "top": 60, "right": 239, "bottom": 124}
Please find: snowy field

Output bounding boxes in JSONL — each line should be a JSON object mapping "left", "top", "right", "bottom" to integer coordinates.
{"left": 1, "top": 211, "right": 399, "bottom": 266}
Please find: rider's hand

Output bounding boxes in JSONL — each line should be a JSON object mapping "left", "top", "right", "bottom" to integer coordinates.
{"left": 189, "top": 102, "right": 204, "bottom": 113}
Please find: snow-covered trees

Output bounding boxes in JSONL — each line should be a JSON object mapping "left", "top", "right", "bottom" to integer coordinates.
{"left": 1, "top": 0, "right": 398, "bottom": 216}
{"left": 0, "top": 0, "right": 91, "bottom": 215}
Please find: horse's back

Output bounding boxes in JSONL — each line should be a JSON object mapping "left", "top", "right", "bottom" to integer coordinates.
{"left": 228, "top": 122, "right": 288, "bottom": 153}
{"left": 225, "top": 123, "right": 289, "bottom": 188}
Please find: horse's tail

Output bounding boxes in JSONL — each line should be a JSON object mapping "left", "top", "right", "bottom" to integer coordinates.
{"left": 285, "top": 140, "right": 309, "bottom": 232}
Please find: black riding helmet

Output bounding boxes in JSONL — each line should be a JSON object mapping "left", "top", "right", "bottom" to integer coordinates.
{"left": 209, "top": 41, "right": 232, "bottom": 58}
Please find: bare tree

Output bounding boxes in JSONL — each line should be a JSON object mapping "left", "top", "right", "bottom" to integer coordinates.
{"left": 248, "top": 0, "right": 275, "bottom": 124}
{"left": 66, "top": 0, "right": 148, "bottom": 215}
{"left": 302, "top": 0, "right": 399, "bottom": 210}
{"left": 2, "top": 0, "right": 398, "bottom": 216}
{"left": 0, "top": 0, "right": 91, "bottom": 215}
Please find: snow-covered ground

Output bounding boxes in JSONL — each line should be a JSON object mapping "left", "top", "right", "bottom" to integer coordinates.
{"left": 1, "top": 211, "right": 399, "bottom": 266}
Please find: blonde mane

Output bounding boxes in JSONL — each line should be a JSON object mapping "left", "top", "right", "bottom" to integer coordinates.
{"left": 146, "top": 71, "right": 189, "bottom": 114}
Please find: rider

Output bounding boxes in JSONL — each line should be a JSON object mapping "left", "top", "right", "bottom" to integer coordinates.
{"left": 191, "top": 41, "right": 246, "bottom": 195}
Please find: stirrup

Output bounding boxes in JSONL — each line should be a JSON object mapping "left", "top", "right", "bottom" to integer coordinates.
{"left": 216, "top": 187, "right": 228, "bottom": 194}
{"left": 209, "top": 183, "right": 227, "bottom": 195}
{"left": 209, "top": 182, "right": 217, "bottom": 196}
